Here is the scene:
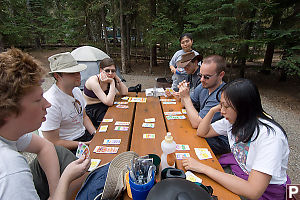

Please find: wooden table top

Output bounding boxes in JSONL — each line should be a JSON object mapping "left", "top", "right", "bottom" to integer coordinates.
{"left": 89, "top": 92, "right": 137, "bottom": 164}
{"left": 73, "top": 93, "right": 239, "bottom": 200}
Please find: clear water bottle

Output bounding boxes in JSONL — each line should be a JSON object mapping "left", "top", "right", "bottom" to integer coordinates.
{"left": 161, "top": 132, "right": 176, "bottom": 171}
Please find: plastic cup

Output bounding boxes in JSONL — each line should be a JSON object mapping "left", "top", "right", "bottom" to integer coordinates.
{"left": 129, "top": 170, "right": 155, "bottom": 200}
{"left": 125, "top": 171, "right": 132, "bottom": 198}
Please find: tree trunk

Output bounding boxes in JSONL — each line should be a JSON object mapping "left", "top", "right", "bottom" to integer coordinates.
{"left": 120, "top": 0, "right": 127, "bottom": 73}
{"left": 0, "top": 33, "right": 4, "bottom": 53}
{"left": 149, "top": 0, "right": 157, "bottom": 67}
{"left": 149, "top": 47, "right": 153, "bottom": 74}
{"left": 101, "top": 7, "right": 109, "bottom": 55}
{"left": 126, "top": 15, "right": 131, "bottom": 63}
{"left": 262, "top": 43, "right": 275, "bottom": 69}
{"left": 111, "top": 0, "right": 117, "bottom": 47}
{"left": 262, "top": 12, "right": 280, "bottom": 69}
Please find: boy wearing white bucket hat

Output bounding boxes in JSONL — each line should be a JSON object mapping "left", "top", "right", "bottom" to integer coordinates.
{"left": 40, "top": 52, "right": 97, "bottom": 153}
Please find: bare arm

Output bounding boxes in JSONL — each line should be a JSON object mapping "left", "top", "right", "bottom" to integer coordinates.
{"left": 53, "top": 157, "right": 91, "bottom": 200}
{"left": 179, "top": 81, "right": 202, "bottom": 128}
{"left": 182, "top": 157, "right": 271, "bottom": 199}
{"left": 42, "top": 129, "right": 81, "bottom": 150}
{"left": 197, "top": 105, "right": 220, "bottom": 137}
{"left": 115, "top": 75, "right": 128, "bottom": 95}
{"left": 90, "top": 74, "right": 116, "bottom": 106}
{"left": 25, "top": 134, "right": 60, "bottom": 198}
{"left": 83, "top": 109, "right": 97, "bottom": 134}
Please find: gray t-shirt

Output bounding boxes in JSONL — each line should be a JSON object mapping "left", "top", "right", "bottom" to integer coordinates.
{"left": 0, "top": 133, "right": 40, "bottom": 199}
{"left": 190, "top": 82, "right": 225, "bottom": 122}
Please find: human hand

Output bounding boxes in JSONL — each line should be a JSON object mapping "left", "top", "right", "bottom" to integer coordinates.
{"left": 62, "top": 156, "right": 91, "bottom": 183}
{"left": 178, "top": 81, "right": 190, "bottom": 98}
{"left": 172, "top": 92, "right": 180, "bottom": 100}
{"left": 83, "top": 141, "right": 91, "bottom": 146}
{"left": 211, "top": 104, "right": 221, "bottom": 113}
{"left": 100, "top": 72, "right": 114, "bottom": 83}
{"left": 170, "top": 66, "right": 176, "bottom": 74}
{"left": 182, "top": 157, "right": 207, "bottom": 174}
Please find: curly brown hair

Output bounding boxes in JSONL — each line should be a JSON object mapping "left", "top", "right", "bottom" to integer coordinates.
{"left": 0, "top": 48, "right": 46, "bottom": 127}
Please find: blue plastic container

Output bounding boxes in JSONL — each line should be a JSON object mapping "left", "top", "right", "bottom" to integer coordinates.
{"left": 129, "top": 171, "right": 155, "bottom": 200}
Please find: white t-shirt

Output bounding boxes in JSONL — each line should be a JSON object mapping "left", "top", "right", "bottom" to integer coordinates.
{"left": 39, "top": 84, "right": 86, "bottom": 140}
{"left": 0, "top": 133, "right": 40, "bottom": 199}
{"left": 212, "top": 118, "right": 289, "bottom": 184}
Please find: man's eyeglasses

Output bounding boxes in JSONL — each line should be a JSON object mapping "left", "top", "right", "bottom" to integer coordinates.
{"left": 73, "top": 99, "right": 82, "bottom": 114}
{"left": 104, "top": 69, "right": 116, "bottom": 73}
{"left": 197, "top": 73, "right": 217, "bottom": 80}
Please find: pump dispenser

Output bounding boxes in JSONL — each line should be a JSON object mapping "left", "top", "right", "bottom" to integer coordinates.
{"left": 161, "top": 132, "right": 177, "bottom": 171}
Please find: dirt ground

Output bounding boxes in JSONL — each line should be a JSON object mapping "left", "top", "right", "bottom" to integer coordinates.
{"left": 27, "top": 47, "right": 300, "bottom": 184}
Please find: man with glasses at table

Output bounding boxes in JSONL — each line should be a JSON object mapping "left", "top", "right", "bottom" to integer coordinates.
{"left": 39, "top": 52, "right": 97, "bottom": 154}
{"left": 178, "top": 55, "right": 230, "bottom": 155}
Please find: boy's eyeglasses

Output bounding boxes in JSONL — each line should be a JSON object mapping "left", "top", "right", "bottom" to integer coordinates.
{"left": 73, "top": 99, "right": 82, "bottom": 114}
{"left": 197, "top": 73, "right": 217, "bottom": 80}
{"left": 104, "top": 69, "right": 116, "bottom": 73}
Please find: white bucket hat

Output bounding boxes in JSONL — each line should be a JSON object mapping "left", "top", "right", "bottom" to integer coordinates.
{"left": 48, "top": 52, "right": 87, "bottom": 73}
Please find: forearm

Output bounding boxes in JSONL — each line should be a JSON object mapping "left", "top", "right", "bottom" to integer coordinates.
{"left": 115, "top": 77, "right": 128, "bottom": 95}
{"left": 52, "top": 174, "right": 70, "bottom": 200}
{"left": 54, "top": 139, "right": 80, "bottom": 150}
{"left": 197, "top": 109, "right": 215, "bottom": 137}
{"left": 183, "top": 97, "right": 202, "bottom": 128}
{"left": 105, "top": 83, "right": 116, "bottom": 106}
{"left": 37, "top": 142, "right": 60, "bottom": 197}
{"left": 83, "top": 114, "right": 97, "bottom": 134}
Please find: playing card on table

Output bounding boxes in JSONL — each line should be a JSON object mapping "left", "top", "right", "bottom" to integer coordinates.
{"left": 103, "top": 139, "right": 121, "bottom": 145}
{"left": 185, "top": 171, "right": 202, "bottom": 183}
{"left": 164, "top": 111, "right": 182, "bottom": 115}
{"left": 114, "top": 101, "right": 128, "bottom": 105}
{"left": 99, "top": 125, "right": 108, "bottom": 132}
{"left": 121, "top": 96, "right": 129, "bottom": 100}
{"left": 102, "top": 118, "right": 113, "bottom": 123}
{"left": 142, "top": 123, "right": 155, "bottom": 128}
{"left": 160, "top": 99, "right": 176, "bottom": 102}
{"left": 76, "top": 142, "right": 90, "bottom": 159}
{"left": 194, "top": 148, "right": 213, "bottom": 160}
{"left": 143, "top": 134, "right": 155, "bottom": 139}
{"left": 144, "top": 118, "right": 155, "bottom": 123}
{"left": 175, "top": 153, "right": 190, "bottom": 160}
{"left": 166, "top": 115, "right": 186, "bottom": 120}
{"left": 88, "top": 159, "right": 101, "bottom": 172}
{"left": 182, "top": 109, "right": 187, "bottom": 114}
{"left": 115, "top": 121, "right": 130, "bottom": 126}
{"left": 114, "top": 126, "right": 129, "bottom": 131}
{"left": 162, "top": 101, "right": 176, "bottom": 105}
{"left": 176, "top": 144, "right": 190, "bottom": 151}
{"left": 128, "top": 97, "right": 147, "bottom": 103}
{"left": 93, "top": 146, "right": 119, "bottom": 154}
{"left": 116, "top": 104, "right": 129, "bottom": 109}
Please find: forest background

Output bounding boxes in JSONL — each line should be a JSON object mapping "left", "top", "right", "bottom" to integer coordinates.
{"left": 0, "top": 0, "right": 299, "bottom": 79}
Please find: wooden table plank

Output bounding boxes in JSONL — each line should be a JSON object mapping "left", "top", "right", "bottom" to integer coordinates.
{"left": 160, "top": 96, "right": 240, "bottom": 200}
{"left": 130, "top": 93, "right": 167, "bottom": 157}
{"left": 89, "top": 92, "right": 137, "bottom": 165}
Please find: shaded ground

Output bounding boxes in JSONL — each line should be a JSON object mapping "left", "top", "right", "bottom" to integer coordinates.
{"left": 27, "top": 47, "right": 300, "bottom": 184}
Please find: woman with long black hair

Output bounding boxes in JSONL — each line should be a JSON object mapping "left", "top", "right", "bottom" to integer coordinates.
{"left": 183, "top": 78, "right": 290, "bottom": 199}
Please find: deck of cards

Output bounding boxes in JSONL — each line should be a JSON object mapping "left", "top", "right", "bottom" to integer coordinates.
{"left": 76, "top": 142, "right": 90, "bottom": 159}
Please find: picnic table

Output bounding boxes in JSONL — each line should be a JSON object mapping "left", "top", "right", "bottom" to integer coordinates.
{"left": 73, "top": 92, "right": 240, "bottom": 200}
